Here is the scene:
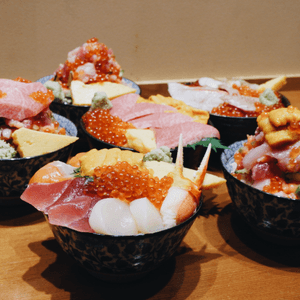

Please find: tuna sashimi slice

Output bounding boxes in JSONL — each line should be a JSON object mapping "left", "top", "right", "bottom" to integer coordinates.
{"left": 46, "top": 177, "right": 87, "bottom": 211}
{"left": 154, "top": 122, "right": 220, "bottom": 149}
{"left": 110, "top": 93, "right": 140, "bottom": 119}
{"left": 0, "top": 79, "right": 53, "bottom": 121}
{"left": 130, "top": 112, "right": 194, "bottom": 129}
{"left": 47, "top": 196, "right": 93, "bottom": 227}
{"left": 118, "top": 102, "right": 176, "bottom": 122}
{"left": 68, "top": 216, "right": 94, "bottom": 233}
{"left": 20, "top": 179, "right": 74, "bottom": 212}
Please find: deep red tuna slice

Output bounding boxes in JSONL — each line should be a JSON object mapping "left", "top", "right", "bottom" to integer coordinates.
{"left": 110, "top": 93, "right": 140, "bottom": 119}
{"left": 130, "top": 112, "right": 194, "bottom": 129}
{"left": 119, "top": 103, "right": 176, "bottom": 122}
{"left": 47, "top": 196, "right": 93, "bottom": 227}
{"left": 20, "top": 179, "right": 74, "bottom": 212}
{"left": 0, "top": 79, "right": 53, "bottom": 121}
{"left": 154, "top": 122, "right": 220, "bottom": 149}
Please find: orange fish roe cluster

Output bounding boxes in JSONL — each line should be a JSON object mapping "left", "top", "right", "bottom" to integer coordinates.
{"left": 29, "top": 90, "right": 54, "bottom": 106}
{"left": 0, "top": 90, "right": 7, "bottom": 98}
{"left": 14, "top": 77, "right": 32, "bottom": 83}
{"left": 263, "top": 176, "right": 285, "bottom": 194}
{"left": 232, "top": 83, "right": 259, "bottom": 97}
{"left": 55, "top": 38, "right": 122, "bottom": 88}
{"left": 211, "top": 100, "right": 285, "bottom": 117}
{"left": 82, "top": 108, "right": 136, "bottom": 146}
{"left": 84, "top": 161, "right": 174, "bottom": 209}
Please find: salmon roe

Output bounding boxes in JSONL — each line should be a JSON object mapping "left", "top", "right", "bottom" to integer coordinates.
{"left": 212, "top": 83, "right": 285, "bottom": 117}
{"left": 231, "top": 84, "right": 259, "bottom": 97}
{"left": 211, "top": 100, "right": 285, "bottom": 117}
{"left": 55, "top": 38, "right": 122, "bottom": 88}
{"left": 84, "top": 161, "right": 174, "bottom": 209}
{"left": 14, "top": 77, "right": 32, "bottom": 83}
{"left": 29, "top": 90, "right": 55, "bottom": 105}
{"left": 0, "top": 90, "right": 7, "bottom": 98}
{"left": 82, "top": 108, "right": 135, "bottom": 146}
{"left": 263, "top": 176, "right": 284, "bottom": 194}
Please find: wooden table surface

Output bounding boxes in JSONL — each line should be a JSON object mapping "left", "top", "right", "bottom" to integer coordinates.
{"left": 1, "top": 88, "right": 300, "bottom": 300}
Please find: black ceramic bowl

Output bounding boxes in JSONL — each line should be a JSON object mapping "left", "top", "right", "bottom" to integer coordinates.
{"left": 221, "top": 140, "right": 300, "bottom": 245}
{"left": 80, "top": 118, "right": 205, "bottom": 170}
{"left": 0, "top": 113, "right": 78, "bottom": 206}
{"left": 46, "top": 197, "right": 202, "bottom": 283}
{"left": 209, "top": 95, "right": 290, "bottom": 146}
{"left": 37, "top": 75, "right": 140, "bottom": 133}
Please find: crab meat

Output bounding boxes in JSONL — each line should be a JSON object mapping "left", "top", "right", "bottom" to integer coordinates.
{"left": 160, "top": 134, "right": 211, "bottom": 228}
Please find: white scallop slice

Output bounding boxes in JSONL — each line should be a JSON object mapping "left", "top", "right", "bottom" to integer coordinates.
{"left": 129, "top": 197, "right": 164, "bottom": 234}
{"left": 89, "top": 198, "right": 138, "bottom": 236}
{"left": 160, "top": 186, "right": 190, "bottom": 229}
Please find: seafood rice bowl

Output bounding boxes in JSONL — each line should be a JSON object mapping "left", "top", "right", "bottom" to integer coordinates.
{"left": 221, "top": 106, "right": 300, "bottom": 244}
{"left": 20, "top": 136, "right": 226, "bottom": 280}
{"left": 168, "top": 76, "right": 290, "bottom": 145}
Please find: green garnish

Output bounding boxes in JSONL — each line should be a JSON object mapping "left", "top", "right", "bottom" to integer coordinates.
{"left": 235, "top": 168, "right": 249, "bottom": 174}
{"left": 187, "top": 138, "right": 228, "bottom": 152}
{"left": 259, "top": 88, "right": 279, "bottom": 106}
{"left": 73, "top": 167, "right": 82, "bottom": 177}
{"left": 73, "top": 167, "right": 94, "bottom": 181}
{"left": 90, "top": 92, "right": 113, "bottom": 110}
{"left": 295, "top": 185, "right": 300, "bottom": 198}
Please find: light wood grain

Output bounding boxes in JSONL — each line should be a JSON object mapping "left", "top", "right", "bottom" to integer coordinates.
{"left": 1, "top": 87, "right": 300, "bottom": 300}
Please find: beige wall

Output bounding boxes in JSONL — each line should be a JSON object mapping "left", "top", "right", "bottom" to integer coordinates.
{"left": 0, "top": 0, "right": 299, "bottom": 84}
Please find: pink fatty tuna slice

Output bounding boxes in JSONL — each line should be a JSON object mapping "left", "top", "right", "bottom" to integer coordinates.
{"left": 0, "top": 79, "right": 53, "bottom": 121}
{"left": 20, "top": 177, "right": 86, "bottom": 214}
{"left": 46, "top": 196, "right": 94, "bottom": 228}
{"left": 114, "top": 102, "right": 177, "bottom": 122}
{"left": 21, "top": 177, "right": 101, "bottom": 233}
{"left": 110, "top": 93, "right": 140, "bottom": 119}
{"left": 130, "top": 112, "right": 195, "bottom": 129}
{"left": 68, "top": 215, "right": 94, "bottom": 233}
{"left": 20, "top": 179, "right": 74, "bottom": 212}
{"left": 154, "top": 122, "right": 220, "bottom": 149}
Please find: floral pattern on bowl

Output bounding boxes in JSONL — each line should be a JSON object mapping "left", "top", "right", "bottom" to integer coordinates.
{"left": 46, "top": 198, "right": 202, "bottom": 282}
